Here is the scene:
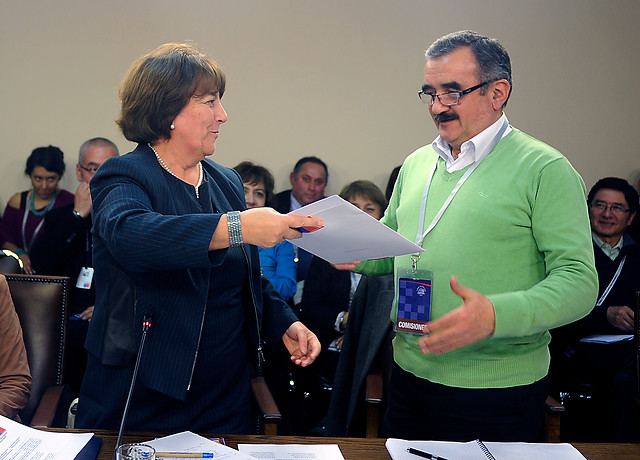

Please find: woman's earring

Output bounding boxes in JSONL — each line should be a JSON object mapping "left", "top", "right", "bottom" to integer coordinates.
{"left": 170, "top": 123, "right": 175, "bottom": 130}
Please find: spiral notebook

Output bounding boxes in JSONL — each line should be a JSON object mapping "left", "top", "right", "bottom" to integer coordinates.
{"left": 386, "top": 438, "right": 587, "bottom": 460}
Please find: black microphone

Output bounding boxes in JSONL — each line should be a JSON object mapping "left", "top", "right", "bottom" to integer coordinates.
{"left": 113, "top": 312, "right": 152, "bottom": 457}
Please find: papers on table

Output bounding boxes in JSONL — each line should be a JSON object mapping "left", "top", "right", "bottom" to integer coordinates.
{"left": 386, "top": 438, "right": 587, "bottom": 460}
{"left": 0, "top": 414, "right": 93, "bottom": 459}
{"left": 146, "top": 431, "right": 252, "bottom": 459}
{"left": 238, "top": 443, "right": 345, "bottom": 459}
{"left": 146, "top": 433, "right": 346, "bottom": 460}
{"left": 287, "top": 195, "right": 424, "bottom": 264}
{"left": 579, "top": 334, "right": 633, "bottom": 344}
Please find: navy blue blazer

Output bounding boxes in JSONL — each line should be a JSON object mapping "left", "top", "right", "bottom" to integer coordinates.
{"left": 87, "top": 143, "right": 297, "bottom": 400}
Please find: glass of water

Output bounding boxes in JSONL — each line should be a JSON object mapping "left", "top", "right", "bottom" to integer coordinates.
{"left": 116, "top": 443, "right": 156, "bottom": 460}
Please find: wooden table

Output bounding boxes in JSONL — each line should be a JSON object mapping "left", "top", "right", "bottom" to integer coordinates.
{"left": 65, "top": 430, "right": 640, "bottom": 460}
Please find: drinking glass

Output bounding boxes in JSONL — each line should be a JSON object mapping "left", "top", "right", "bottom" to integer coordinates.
{"left": 115, "top": 443, "right": 156, "bottom": 460}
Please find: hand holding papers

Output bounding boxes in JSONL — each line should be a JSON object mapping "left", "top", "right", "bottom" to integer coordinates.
{"left": 287, "top": 195, "right": 424, "bottom": 264}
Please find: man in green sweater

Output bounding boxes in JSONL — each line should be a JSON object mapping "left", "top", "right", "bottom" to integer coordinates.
{"left": 343, "top": 31, "right": 598, "bottom": 441}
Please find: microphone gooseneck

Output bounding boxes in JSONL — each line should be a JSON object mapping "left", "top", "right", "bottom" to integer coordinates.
{"left": 113, "top": 313, "right": 153, "bottom": 457}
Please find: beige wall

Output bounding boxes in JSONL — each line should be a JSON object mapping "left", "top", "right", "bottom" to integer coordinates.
{"left": 1, "top": 0, "right": 639, "bottom": 209}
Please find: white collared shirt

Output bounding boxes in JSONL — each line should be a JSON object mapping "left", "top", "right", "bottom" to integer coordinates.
{"left": 289, "top": 193, "right": 302, "bottom": 212}
{"left": 432, "top": 113, "right": 512, "bottom": 173}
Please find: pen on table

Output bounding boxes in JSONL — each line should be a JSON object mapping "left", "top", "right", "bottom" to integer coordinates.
{"left": 406, "top": 447, "right": 449, "bottom": 460}
{"left": 154, "top": 453, "right": 214, "bottom": 458}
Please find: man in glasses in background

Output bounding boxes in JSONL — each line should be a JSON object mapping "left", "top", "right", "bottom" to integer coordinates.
{"left": 343, "top": 30, "right": 598, "bottom": 441}
{"left": 550, "top": 177, "right": 639, "bottom": 442}
{"left": 30, "top": 137, "right": 118, "bottom": 395}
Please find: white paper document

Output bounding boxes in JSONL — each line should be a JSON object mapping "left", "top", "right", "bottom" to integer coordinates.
{"left": 0, "top": 414, "right": 93, "bottom": 459}
{"left": 146, "top": 431, "right": 253, "bottom": 459}
{"left": 287, "top": 195, "right": 424, "bottom": 264}
{"left": 238, "top": 443, "right": 345, "bottom": 460}
{"left": 579, "top": 334, "right": 633, "bottom": 344}
{"left": 386, "top": 438, "right": 587, "bottom": 460}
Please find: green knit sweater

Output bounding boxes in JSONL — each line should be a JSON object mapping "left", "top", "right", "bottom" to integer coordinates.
{"left": 356, "top": 128, "right": 598, "bottom": 388}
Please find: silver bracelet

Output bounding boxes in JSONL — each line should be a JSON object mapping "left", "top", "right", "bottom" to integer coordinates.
{"left": 227, "top": 211, "right": 243, "bottom": 246}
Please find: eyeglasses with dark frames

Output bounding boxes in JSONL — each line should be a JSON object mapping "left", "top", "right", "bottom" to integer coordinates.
{"left": 589, "top": 200, "right": 631, "bottom": 216}
{"left": 418, "top": 79, "right": 497, "bottom": 107}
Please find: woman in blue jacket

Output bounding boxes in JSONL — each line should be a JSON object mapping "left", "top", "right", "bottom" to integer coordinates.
{"left": 75, "top": 43, "right": 321, "bottom": 434}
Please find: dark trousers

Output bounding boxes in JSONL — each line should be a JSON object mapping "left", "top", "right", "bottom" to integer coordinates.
{"left": 382, "top": 362, "right": 549, "bottom": 442}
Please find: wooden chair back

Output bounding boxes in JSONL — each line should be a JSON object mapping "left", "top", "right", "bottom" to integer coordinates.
{"left": 5, "top": 274, "right": 68, "bottom": 425}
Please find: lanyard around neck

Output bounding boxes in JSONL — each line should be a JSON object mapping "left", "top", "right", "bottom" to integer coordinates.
{"left": 596, "top": 255, "right": 626, "bottom": 307}
{"left": 414, "top": 119, "right": 509, "bottom": 252}
{"left": 21, "top": 192, "right": 58, "bottom": 253}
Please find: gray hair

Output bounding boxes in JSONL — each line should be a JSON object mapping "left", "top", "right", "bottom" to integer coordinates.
{"left": 426, "top": 30, "right": 512, "bottom": 107}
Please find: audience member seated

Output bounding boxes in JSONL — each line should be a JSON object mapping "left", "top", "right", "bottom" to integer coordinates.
{"left": 233, "top": 161, "right": 296, "bottom": 302}
{"left": 274, "top": 156, "right": 329, "bottom": 307}
{"left": 0, "top": 146, "right": 74, "bottom": 274}
{"left": 0, "top": 274, "right": 32, "bottom": 421}
{"left": 29, "top": 138, "right": 119, "bottom": 396}
{"left": 550, "top": 177, "right": 639, "bottom": 442}
{"left": 297, "top": 180, "right": 387, "bottom": 433}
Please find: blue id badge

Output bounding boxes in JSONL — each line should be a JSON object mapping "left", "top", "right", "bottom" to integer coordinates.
{"left": 395, "top": 267, "right": 433, "bottom": 335}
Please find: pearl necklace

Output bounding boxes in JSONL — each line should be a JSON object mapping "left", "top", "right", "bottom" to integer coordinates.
{"left": 149, "top": 143, "right": 203, "bottom": 198}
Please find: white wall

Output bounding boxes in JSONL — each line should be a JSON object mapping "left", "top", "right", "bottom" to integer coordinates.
{"left": 1, "top": 0, "right": 638, "bottom": 208}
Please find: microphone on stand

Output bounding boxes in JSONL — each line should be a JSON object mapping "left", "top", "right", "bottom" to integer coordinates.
{"left": 113, "top": 312, "right": 153, "bottom": 458}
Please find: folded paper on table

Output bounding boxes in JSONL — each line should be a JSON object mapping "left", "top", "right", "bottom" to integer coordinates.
{"left": 385, "top": 438, "right": 587, "bottom": 460}
{"left": 146, "top": 431, "right": 252, "bottom": 459}
{"left": 287, "top": 195, "right": 424, "bottom": 264}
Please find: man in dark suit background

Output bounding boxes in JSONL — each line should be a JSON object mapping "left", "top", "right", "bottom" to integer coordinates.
{"left": 274, "top": 156, "right": 329, "bottom": 305}
{"left": 550, "top": 177, "right": 639, "bottom": 442}
{"left": 274, "top": 156, "right": 328, "bottom": 214}
{"left": 271, "top": 156, "right": 329, "bottom": 434}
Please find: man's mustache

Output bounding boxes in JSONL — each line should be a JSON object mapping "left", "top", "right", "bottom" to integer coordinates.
{"left": 433, "top": 113, "right": 459, "bottom": 123}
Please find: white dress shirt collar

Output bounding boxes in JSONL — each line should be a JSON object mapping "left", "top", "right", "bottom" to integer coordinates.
{"left": 432, "top": 113, "right": 511, "bottom": 173}
{"left": 290, "top": 192, "right": 302, "bottom": 212}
